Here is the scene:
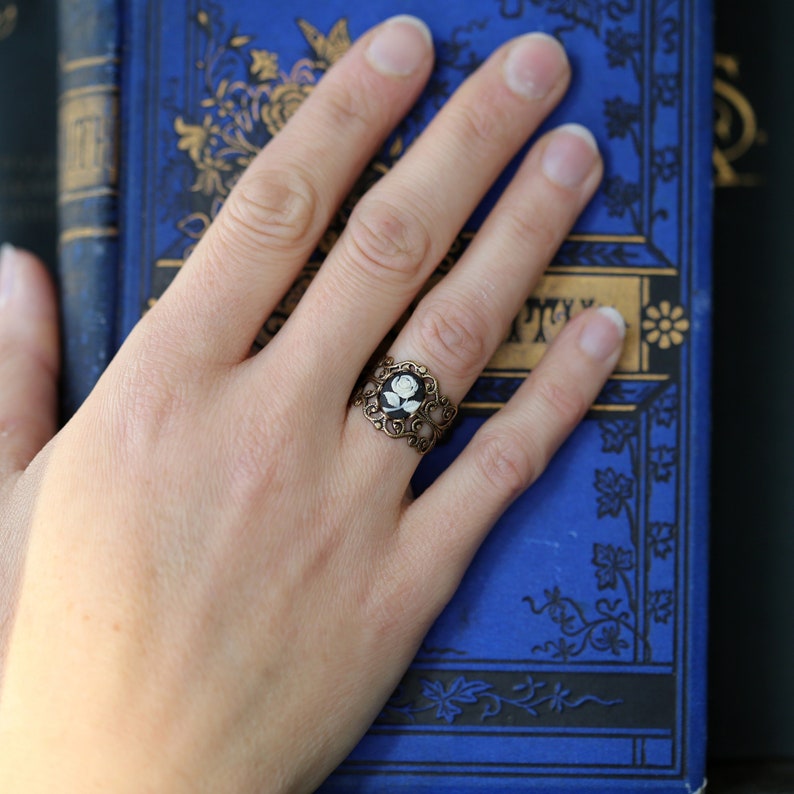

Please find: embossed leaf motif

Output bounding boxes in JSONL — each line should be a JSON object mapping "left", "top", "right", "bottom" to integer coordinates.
{"left": 250, "top": 49, "right": 279, "bottom": 82}
{"left": 599, "top": 419, "right": 635, "bottom": 454}
{"left": 650, "top": 389, "right": 678, "bottom": 428}
{"left": 174, "top": 115, "right": 220, "bottom": 162}
{"left": 594, "top": 467, "right": 633, "bottom": 518}
{"left": 648, "top": 522, "right": 676, "bottom": 560}
{"left": 648, "top": 590, "right": 674, "bottom": 624}
{"left": 605, "top": 27, "right": 640, "bottom": 68}
{"left": 653, "top": 73, "right": 680, "bottom": 107}
{"left": 419, "top": 677, "right": 493, "bottom": 724}
{"left": 593, "top": 543, "right": 634, "bottom": 590}
{"left": 603, "top": 176, "right": 641, "bottom": 220}
{"left": 648, "top": 445, "right": 676, "bottom": 483}
{"left": 652, "top": 146, "right": 680, "bottom": 182}
{"left": 604, "top": 97, "right": 640, "bottom": 140}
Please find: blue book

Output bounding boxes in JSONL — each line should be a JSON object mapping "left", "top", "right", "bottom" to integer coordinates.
{"left": 58, "top": 1, "right": 712, "bottom": 790}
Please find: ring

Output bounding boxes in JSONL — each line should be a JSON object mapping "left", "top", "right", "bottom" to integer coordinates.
{"left": 352, "top": 358, "right": 458, "bottom": 455}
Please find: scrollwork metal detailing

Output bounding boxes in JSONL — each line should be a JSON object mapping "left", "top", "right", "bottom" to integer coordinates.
{"left": 523, "top": 384, "right": 680, "bottom": 664}
{"left": 352, "top": 358, "right": 458, "bottom": 455}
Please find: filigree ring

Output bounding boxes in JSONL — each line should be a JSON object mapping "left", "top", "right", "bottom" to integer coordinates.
{"left": 352, "top": 358, "right": 458, "bottom": 455}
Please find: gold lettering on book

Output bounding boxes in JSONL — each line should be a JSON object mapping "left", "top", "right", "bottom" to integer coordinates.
{"left": 0, "top": 5, "right": 17, "bottom": 41}
{"left": 59, "top": 87, "right": 118, "bottom": 195}
{"left": 488, "top": 273, "right": 645, "bottom": 374}
{"left": 153, "top": 262, "right": 649, "bottom": 375}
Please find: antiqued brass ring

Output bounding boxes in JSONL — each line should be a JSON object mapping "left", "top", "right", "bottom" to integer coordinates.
{"left": 351, "top": 357, "right": 458, "bottom": 455}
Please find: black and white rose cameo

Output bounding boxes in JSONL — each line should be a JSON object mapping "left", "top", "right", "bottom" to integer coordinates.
{"left": 379, "top": 372, "right": 426, "bottom": 419}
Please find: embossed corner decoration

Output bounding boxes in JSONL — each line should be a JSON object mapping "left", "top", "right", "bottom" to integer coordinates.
{"left": 0, "top": 4, "right": 18, "bottom": 41}
{"left": 353, "top": 358, "right": 458, "bottom": 455}
{"left": 642, "top": 301, "right": 689, "bottom": 349}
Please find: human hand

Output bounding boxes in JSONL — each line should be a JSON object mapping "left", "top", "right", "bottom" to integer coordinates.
{"left": 0, "top": 16, "right": 623, "bottom": 793}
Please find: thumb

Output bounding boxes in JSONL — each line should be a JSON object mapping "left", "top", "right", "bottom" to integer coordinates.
{"left": 0, "top": 244, "right": 60, "bottom": 478}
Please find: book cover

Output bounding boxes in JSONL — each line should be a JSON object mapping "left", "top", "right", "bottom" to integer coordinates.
{"left": 60, "top": 0, "right": 712, "bottom": 790}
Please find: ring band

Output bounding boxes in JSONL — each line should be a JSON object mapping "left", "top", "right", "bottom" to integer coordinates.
{"left": 352, "top": 358, "right": 458, "bottom": 455}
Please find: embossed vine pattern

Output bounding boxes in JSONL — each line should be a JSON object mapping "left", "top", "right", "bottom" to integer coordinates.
{"left": 379, "top": 674, "right": 622, "bottom": 726}
{"left": 601, "top": 0, "right": 682, "bottom": 243}
{"left": 524, "top": 385, "right": 680, "bottom": 663}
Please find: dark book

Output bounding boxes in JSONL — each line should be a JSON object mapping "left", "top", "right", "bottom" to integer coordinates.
{"left": 57, "top": 1, "right": 712, "bottom": 790}
{"left": 709, "top": 0, "right": 794, "bottom": 770}
{"left": 0, "top": 1, "right": 57, "bottom": 268}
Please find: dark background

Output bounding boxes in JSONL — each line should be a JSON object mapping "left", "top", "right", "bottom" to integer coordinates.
{"left": 0, "top": 0, "right": 56, "bottom": 268}
{"left": 709, "top": 0, "right": 794, "bottom": 789}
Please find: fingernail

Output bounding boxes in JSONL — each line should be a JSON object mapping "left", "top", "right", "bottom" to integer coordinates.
{"left": 503, "top": 33, "right": 568, "bottom": 100}
{"left": 0, "top": 243, "right": 17, "bottom": 305}
{"left": 579, "top": 306, "right": 626, "bottom": 361}
{"left": 366, "top": 15, "right": 432, "bottom": 77}
{"left": 541, "top": 123, "right": 599, "bottom": 189}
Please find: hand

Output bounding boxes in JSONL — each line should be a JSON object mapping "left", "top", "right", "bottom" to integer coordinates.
{"left": 0, "top": 17, "right": 623, "bottom": 793}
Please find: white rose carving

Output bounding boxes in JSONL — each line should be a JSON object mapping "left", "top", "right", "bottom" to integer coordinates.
{"left": 381, "top": 373, "right": 423, "bottom": 417}
{"left": 393, "top": 374, "right": 419, "bottom": 399}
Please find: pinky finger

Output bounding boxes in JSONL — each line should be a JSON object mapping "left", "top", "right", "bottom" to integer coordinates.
{"left": 400, "top": 306, "right": 625, "bottom": 600}
{"left": 0, "top": 245, "right": 60, "bottom": 477}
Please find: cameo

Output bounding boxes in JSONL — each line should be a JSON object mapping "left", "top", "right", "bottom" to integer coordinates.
{"left": 379, "top": 372, "right": 426, "bottom": 419}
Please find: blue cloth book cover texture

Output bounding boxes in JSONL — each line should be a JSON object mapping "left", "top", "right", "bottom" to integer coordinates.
{"left": 108, "top": 0, "right": 711, "bottom": 790}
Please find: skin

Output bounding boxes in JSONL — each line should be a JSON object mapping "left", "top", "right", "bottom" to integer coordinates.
{"left": 0, "top": 17, "right": 623, "bottom": 794}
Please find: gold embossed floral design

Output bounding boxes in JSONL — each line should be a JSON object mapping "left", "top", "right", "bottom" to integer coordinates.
{"left": 250, "top": 49, "right": 279, "bottom": 82}
{"left": 642, "top": 301, "right": 689, "bottom": 349}
{"left": 260, "top": 79, "right": 314, "bottom": 136}
{"left": 175, "top": 115, "right": 221, "bottom": 162}
{"left": 174, "top": 13, "right": 350, "bottom": 203}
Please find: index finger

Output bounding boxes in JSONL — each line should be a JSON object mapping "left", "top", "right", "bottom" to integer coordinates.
{"left": 146, "top": 16, "right": 435, "bottom": 367}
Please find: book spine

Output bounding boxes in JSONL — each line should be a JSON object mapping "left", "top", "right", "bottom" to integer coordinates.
{"left": 57, "top": 0, "right": 122, "bottom": 417}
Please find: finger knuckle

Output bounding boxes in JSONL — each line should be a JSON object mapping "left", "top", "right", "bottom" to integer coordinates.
{"left": 417, "top": 299, "right": 488, "bottom": 382}
{"left": 533, "top": 376, "right": 588, "bottom": 433}
{"left": 473, "top": 431, "right": 537, "bottom": 501}
{"left": 448, "top": 100, "right": 507, "bottom": 156}
{"left": 321, "top": 80, "right": 373, "bottom": 135}
{"left": 344, "top": 199, "right": 432, "bottom": 285}
{"left": 220, "top": 168, "right": 319, "bottom": 256}
{"left": 502, "top": 206, "right": 561, "bottom": 256}
{"left": 102, "top": 341, "right": 194, "bottom": 457}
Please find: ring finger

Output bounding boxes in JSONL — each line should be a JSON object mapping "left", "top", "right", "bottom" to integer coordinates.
{"left": 345, "top": 123, "right": 603, "bottom": 467}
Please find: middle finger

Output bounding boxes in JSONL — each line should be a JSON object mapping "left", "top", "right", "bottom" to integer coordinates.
{"left": 274, "top": 32, "right": 571, "bottom": 388}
